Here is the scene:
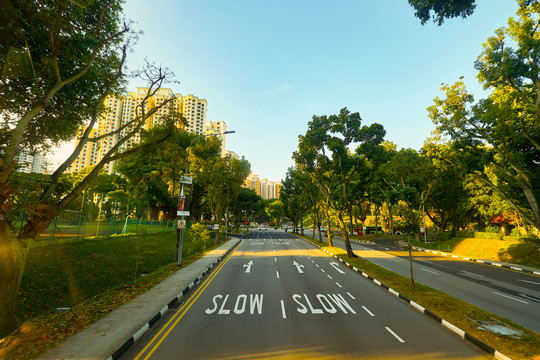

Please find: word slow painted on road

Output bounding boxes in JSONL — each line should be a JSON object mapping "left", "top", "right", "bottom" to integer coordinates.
{"left": 205, "top": 294, "right": 264, "bottom": 315}
{"left": 292, "top": 293, "right": 356, "bottom": 315}
{"left": 204, "top": 293, "right": 356, "bottom": 316}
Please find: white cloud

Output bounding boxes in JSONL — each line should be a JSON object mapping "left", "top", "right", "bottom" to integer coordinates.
{"left": 264, "top": 83, "right": 291, "bottom": 97}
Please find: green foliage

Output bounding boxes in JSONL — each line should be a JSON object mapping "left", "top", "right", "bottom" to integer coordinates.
{"left": 265, "top": 199, "right": 284, "bottom": 227}
{"left": 0, "top": 0, "right": 130, "bottom": 154}
{"left": 15, "top": 229, "right": 217, "bottom": 319}
{"left": 429, "top": 3, "right": 540, "bottom": 231}
{"left": 189, "top": 222, "right": 210, "bottom": 252}
{"left": 408, "top": 0, "right": 476, "bottom": 25}
{"left": 435, "top": 232, "right": 453, "bottom": 241}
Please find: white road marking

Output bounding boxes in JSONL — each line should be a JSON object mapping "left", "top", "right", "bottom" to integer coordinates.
{"left": 330, "top": 262, "right": 346, "bottom": 274}
{"left": 461, "top": 270, "right": 485, "bottom": 278}
{"left": 243, "top": 260, "right": 253, "bottom": 273}
{"left": 327, "top": 275, "right": 333, "bottom": 279}
{"left": 347, "top": 292, "right": 355, "bottom": 300}
{"left": 276, "top": 271, "right": 280, "bottom": 279}
{"left": 321, "top": 269, "right": 325, "bottom": 273}
{"left": 385, "top": 327, "right": 405, "bottom": 343}
{"left": 421, "top": 268, "right": 439, "bottom": 275}
{"left": 492, "top": 291, "right": 528, "bottom": 304}
{"left": 335, "top": 282, "right": 342, "bottom": 288}
{"left": 362, "top": 306, "right": 375, "bottom": 316}
{"left": 280, "top": 300, "right": 287, "bottom": 319}
{"left": 293, "top": 261, "right": 305, "bottom": 273}
{"left": 519, "top": 279, "right": 540, "bottom": 285}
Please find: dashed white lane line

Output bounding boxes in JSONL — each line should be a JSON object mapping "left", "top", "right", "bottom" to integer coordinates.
{"left": 461, "top": 270, "right": 485, "bottom": 278}
{"left": 281, "top": 300, "right": 287, "bottom": 319}
{"left": 321, "top": 269, "right": 325, "bottom": 273}
{"left": 385, "top": 327, "right": 405, "bottom": 343}
{"left": 327, "top": 275, "right": 333, "bottom": 279}
{"left": 519, "top": 279, "right": 540, "bottom": 285}
{"left": 362, "top": 306, "right": 375, "bottom": 317}
{"left": 335, "top": 282, "right": 342, "bottom": 288}
{"left": 421, "top": 268, "right": 439, "bottom": 275}
{"left": 276, "top": 271, "right": 280, "bottom": 279}
{"left": 492, "top": 291, "right": 528, "bottom": 304}
{"left": 347, "top": 292, "right": 355, "bottom": 300}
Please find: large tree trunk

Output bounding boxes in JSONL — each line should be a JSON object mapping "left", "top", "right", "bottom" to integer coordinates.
{"left": 324, "top": 207, "right": 333, "bottom": 247}
{"left": 336, "top": 211, "right": 356, "bottom": 257}
{"left": 0, "top": 230, "right": 31, "bottom": 338}
{"left": 0, "top": 202, "right": 57, "bottom": 338}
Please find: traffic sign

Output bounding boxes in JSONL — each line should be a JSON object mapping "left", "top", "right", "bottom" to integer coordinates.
{"left": 177, "top": 220, "right": 186, "bottom": 229}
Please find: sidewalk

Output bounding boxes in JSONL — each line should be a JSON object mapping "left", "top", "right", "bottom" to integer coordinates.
{"left": 37, "top": 238, "right": 241, "bottom": 360}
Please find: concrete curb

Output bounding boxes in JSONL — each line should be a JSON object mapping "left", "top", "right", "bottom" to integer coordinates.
{"left": 106, "top": 238, "right": 242, "bottom": 360}
{"left": 408, "top": 245, "right": 540, "bottom": 276}
{"left": 297, "top": 236, "right": 513, "bottom": 360}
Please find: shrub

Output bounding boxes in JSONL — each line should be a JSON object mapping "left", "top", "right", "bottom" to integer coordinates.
{"left": 475, "top": 232, "right": 502, "bottom": 240}
{"left": 190, "top": 222, "right": 210, "bottom": 252}
{"left": 435, "top": 232, "right": 452, "bottom": 241}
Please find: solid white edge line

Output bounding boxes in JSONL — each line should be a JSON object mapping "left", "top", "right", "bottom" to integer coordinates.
{"left": 385, "top": 327, "right": 405, "bottom": 343}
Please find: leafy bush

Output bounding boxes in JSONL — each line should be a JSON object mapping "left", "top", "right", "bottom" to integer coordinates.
{"left": 435, "top": 232, "right": 452, "bottom": 241}
{"left": 485, "top": 225, "right": 500, "bottom": 233}
{"left": 475, "top": 232, "right": 502, "bottom": 240}
{"left": 455, "top": 230, "right": 474, "bottom": 238}
{"left": 190, "top": 222, "right": 210, "bottom": 252}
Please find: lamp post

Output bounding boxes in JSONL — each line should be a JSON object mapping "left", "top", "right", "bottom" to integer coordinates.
{"left": 176, "top": 130, "right": 235, "bottom": 266}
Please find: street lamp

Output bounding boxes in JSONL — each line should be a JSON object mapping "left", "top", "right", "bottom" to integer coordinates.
{"left": 175, "top": 130, "right": 236, "bottom": 266}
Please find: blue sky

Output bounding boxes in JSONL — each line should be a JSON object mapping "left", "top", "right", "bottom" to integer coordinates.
{"left": 118, "top": 0, "right": 519, "bottom": 181}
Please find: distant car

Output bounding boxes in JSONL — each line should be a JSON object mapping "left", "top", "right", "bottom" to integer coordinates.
{"left": 258, "top": 226, "right": 268, "bottom": 230}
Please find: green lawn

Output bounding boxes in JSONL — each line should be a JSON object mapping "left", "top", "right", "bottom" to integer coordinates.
{"left": 18, "top": 229, "right": 210, "bottom": 320}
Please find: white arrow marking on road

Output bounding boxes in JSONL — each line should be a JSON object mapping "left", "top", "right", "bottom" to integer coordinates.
{"left": 243, "top": 260, "right": 253, "bottom": 273}
{"left": 330, "top": 262, "right": 345, "bottom": 274}
{"left": 293, "top": 260, "right": 304, "bottom": 273}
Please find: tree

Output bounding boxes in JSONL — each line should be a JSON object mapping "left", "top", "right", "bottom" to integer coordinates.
{"left": 429, "top": 1, "right": 540, "bottom": 231}
{"left": 408, "top": 0, "right": 476, "bottom": 25}
{"left": 265, "top": 199, "right": 284, "bottom": 227}
{"left": 294, "top": 108, "right": 386, "bottom": 257}
{"left": 0, "top": 1, "right": 177, "bottom": 338}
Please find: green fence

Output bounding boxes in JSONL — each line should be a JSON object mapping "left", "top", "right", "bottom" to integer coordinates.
{"left": 10, "top": 210, "right": 177, "bottom": 243}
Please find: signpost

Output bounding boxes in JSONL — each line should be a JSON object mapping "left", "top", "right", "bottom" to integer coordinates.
{"left": 176, "top": 176, "right": 192, "bottom": 266}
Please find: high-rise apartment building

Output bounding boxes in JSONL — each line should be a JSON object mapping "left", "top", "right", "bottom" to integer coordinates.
{"left": 244, "top": 173, "right": 281, "bottom": 200}
{"left": 70, "top": 88, "right": 212, "bottom": 174}
{"left": 205, "top": 120, "right": 228, "bottom": 154}
{"left": 16, "top": 151, "right": 49, "bottom": 174}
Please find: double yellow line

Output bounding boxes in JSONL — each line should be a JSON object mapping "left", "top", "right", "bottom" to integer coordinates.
{"left": 134, "top": 244, "right": 241, "bottom": 360}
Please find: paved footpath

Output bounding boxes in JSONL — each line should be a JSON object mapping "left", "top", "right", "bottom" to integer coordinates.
{"left": 37, "top": 238, "right": 240, "bottom": 360}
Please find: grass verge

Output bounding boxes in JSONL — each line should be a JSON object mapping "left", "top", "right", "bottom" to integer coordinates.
{"left": 409, "top": 237, "right": 540, "bottom": 269}
{"left": 0, "top": 230, "right": 221, "bottom": 360}
{"left": 297, "top": 234, "right": 540, "bottom": 360}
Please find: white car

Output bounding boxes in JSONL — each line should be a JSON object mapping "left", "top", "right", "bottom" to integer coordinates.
{"left": 258, "top": 226, "right": 268, "bottom": 230}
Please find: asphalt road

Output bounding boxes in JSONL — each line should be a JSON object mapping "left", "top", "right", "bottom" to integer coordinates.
{"left": 120, "top": 230, "right": 489, "bottom": 360}
{"left": 320, "top": 232, "right": 540, "bottom": 333}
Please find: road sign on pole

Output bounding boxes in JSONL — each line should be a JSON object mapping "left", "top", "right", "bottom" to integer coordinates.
{"left": 177, "top": 220, "right": 186, "bottom": 229}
